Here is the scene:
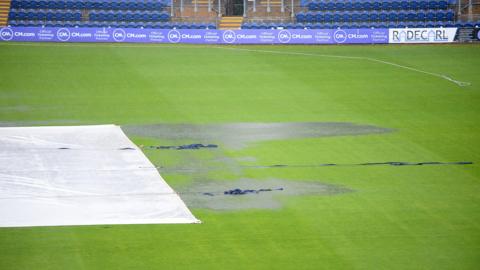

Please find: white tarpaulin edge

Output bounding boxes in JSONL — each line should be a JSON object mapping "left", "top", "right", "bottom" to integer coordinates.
{"left": 0, "top": 124, "right": 200, "bottom": 227}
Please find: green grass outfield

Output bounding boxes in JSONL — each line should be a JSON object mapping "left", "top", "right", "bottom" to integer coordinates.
{"left": 0, "top": 43, "right": 479, "bottom": 269}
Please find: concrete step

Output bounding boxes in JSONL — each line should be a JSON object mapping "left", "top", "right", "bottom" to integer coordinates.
{"left": 0, "top": 0, "right": 9, "bottom": 26}
{"left": 219, "top": 16, "right": 243, "bottom": 29}
{"left": 192, "top": 0, "right": 211, "bottom": 4}
{"left": 259, "top": 0, "right": 283, "bottom": 5}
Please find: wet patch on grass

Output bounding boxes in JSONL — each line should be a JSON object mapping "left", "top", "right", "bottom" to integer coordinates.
{"left": 123, "top": 122, "right": 392, "bottom": 149}
{"left": 177, "top": 178, "right": 352, "bottom": 211}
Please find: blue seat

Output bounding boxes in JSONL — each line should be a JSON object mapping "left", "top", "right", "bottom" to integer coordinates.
{"left": 326, "top": 2, "right": 335, "bottom": 11}
{"left": 118, "top": 2, "right": 127, "bottom": 10}
{"left": 426, "top": 10, "right": 436, "bottom": 21}
{"left": 65, "top": 1, "right": 74, "bottom": 9}
{"left": 305, "top": 13, "right": 314, "bottom": 22}
{"left": 8, "top": 11, "right": 16, "bottom": 20}
{"left": 345, "top": 1, "right": 353, "bottom": 10}
{"left": 151, "top": 13, "right": 160, "bottom": 21}
{"left": 409, "top": 1, "right": 419, "bottom": 10}
{"left": 153, "top": 2, "right": 164, "bottom": 9}
{"left": 349, "top": 12, "right": 358, "bottom": 22}
{"left": 333, "top": 13, "right": 341, "bottom": 22}
{"left": 324, "top": 12, "right": 333, "bottom": 22}
{"left": 406, "top": 11, "right": 416, "bottom": 21}
{"left": 54, "top": 13, "right": 64, "bottom": 20}
{"left": 26, "top": 12, "right": 34, "bottom": 20}
{"left": 324, "top": 23, "right": 334, "bottom": 29}
{"left": 293, "top": 23, "right": 304, "bottom": 29}
{"left": 360, "top": 12, "right": 369, "bottom": 22}
{"left": 388, "top": 11, "right": 398, "bottom": 22}
{"left": 137, "top": 2, "right": 146, "bottom": 10}
{"left": 419, "top": 1, "right": 428, "bottom": 10}
{"left": 64, "top": 12, "right": 73, "bottom": 21}
{"left": 436, "top": 11, "right": 446, "bottom": 21}
{"left": 416, "top": 11, "right": 426, "bottom": 21}
{"left": 307, "top": 1, "right": 316, "bottom": 11}
{"left": 133, "top": 13, "right": 142, "bottom": 21}
{"left": 335, "top": 2, "right": 345, "bottom": 11}
{"left": 296, "top": 13, "right": 305, "bottom": 22}
{"left": 11, "top": 0, "right": 20, "bottom": 9}
{"left": 348, "top": 23, "right": 359, "bottom": 29}
{"left": 46, "top": 1, "right": 55, "bottom": 9}
{"left": 444, "top": 21, "right": 454, "bottom": 27}
{"left": 363, "top": 2, "right": 372, "bottom": 10}
{"left": 146, "top": 2, "right": 155, "bottom": 10}
{"left": 160, "top": 13, "right": 169, "bottom": 21}
{"left": 101, "top": 2, "right": 111, "bottom": 10}
{"left": 439, "top": 1, "right": 448, "bottom": 9}
{"left": 56, "top": 1, "right": 65, "bottom": 9}
{"left": 391, "top": 1, "right": 401, "bottom": 10}
{"left": 351, "top": 2, "right": 360, "bottom": 10}
{"left": 38, "top": 1, "right": 47, "bottom": 8}
{"left": 446, "top": 10, "right": 454, "bottom": 20}
{"left": 372, "top": 1, "right": 381, "bottom": 10}
{"left": 382, "top": 1, "right": 391, "bottom": 10}
{"left": 379, "top": 12, "right": 388, "bottom": 22}
{"left": 106, "top": 13, "right": 115, "bottom": 21}
{"left": 428, "top": 1, "right": 439, "bottom": 9}
{"left": 397, "top": 11, "right": 406, "bottom": 21}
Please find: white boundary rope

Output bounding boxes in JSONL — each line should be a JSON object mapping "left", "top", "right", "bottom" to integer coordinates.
{"left": 212, "top": 46, "right": 472, "bottom": 87}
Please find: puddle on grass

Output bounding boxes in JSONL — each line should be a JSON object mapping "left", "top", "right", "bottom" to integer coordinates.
{"left": 123, "top": 122, "right": 392, "bottom": 149}
{"left": 123, "top": 122, "right": 385, "bottom": 210}
{"left": 177, "top": 178, "right": 352, "bottom": 210}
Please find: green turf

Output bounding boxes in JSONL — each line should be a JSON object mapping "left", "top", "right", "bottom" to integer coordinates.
{"left": 0, "top": 43, "right": 479, "bottom": 269}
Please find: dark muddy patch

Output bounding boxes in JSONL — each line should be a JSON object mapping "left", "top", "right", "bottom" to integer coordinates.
{"left": 177, "top": 178, "right": 352, "bottom": 210}
{"left": 123, "top": 122, "right": 392, "bottom": 149}
{"left": 157, "top": 161, "right": 473, "bottom": 174}
{"left": 144, "top": 143, "right": 218, "bottom": 150}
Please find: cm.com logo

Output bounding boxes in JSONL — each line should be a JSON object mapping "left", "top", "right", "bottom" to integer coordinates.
{"left": 113, "top": 29, "right": 126, "bottom": 42}
{"left": 0, "top": 27, "right": 14, "bottom": 41}
{"left": 167, "top": 30, "right": 181, "bottom": 43}
{"left": 278, "top": 30, "right": 291, "bottom": 43}
{"left": 222, "top": 30, "right": 236, "bottom": 43}
{"left": 333, "top": 30, "right": 347, "bottom": 43}
{"left": 56, "top": 28, "right": 70, "bottom": 41}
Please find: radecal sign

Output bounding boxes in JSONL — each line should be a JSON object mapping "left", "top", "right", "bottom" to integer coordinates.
{"left": 389, "top": 27, "right": 458, "bottom": 43}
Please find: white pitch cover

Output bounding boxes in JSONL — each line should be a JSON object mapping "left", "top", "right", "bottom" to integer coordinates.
{"left": 0, "top": 125, "right": 200, "bottom": 227}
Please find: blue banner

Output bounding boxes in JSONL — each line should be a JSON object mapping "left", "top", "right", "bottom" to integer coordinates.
{"left": 0, "top": 26, "right": 389, "bottom": 44}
